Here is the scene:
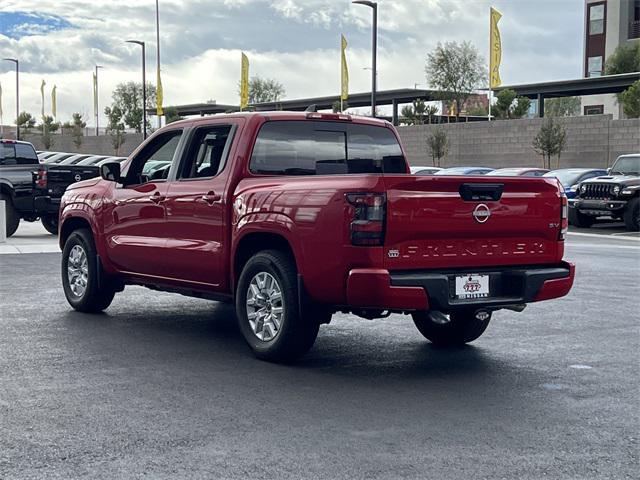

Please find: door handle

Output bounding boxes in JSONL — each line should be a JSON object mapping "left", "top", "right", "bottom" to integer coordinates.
{"left": 150, "top": 192, "right": 166, "bottom": 204}
{"left": 200, "top": 191, "right": 221, "bottom": 205}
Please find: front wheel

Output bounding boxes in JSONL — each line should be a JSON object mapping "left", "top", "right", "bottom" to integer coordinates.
{"left": 623, "top": 198, "right": 639, "bottom": 232}
{"left": 412, "top": 309, "right": 491, "bottom": 346}
{"left": 62, "top": 228, "right": 116, "bottom": 313}
{"left": 41, "top": 214, "right": 59, "bottom": 235}
{"left": 236, "top": 250, "right": 319, "bottom": 362}
{"left": 0, "top": 193, "right": 20, "bottom": 237}
{"left": 568, "top": 208, "right": 595, "bottom": 228}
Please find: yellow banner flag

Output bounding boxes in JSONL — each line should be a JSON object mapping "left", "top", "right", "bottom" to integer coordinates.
{"left": 240, "top": 53, "right": 249, "bottom": 110}
{"left": 156, "top": 68, "right": 164, "bottom": 116}
{"left": 40, "top": 79, "right": 46, "bottom": 119}
{"left": 93, "top": 73, "right": 97, "bottom": 118}
{"left": 489, "top": 7, "right": 502, "bottom": 89}
{"left": 341, "top": 34, "right": 349, "bottom": 102}
{"left": 51, "top": 85, "right": 57, "bottom": 119}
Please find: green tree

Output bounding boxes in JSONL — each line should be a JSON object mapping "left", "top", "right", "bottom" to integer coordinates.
{"left": 401, "top": 99, "right": 438, "bottom": 125}
{"left": 104, "top": 105, "right": 126, "bottom": 155}
{"left": 468, "top": 105, "right": 488, "bottom": 117}
{"left": 71, "top": 113, "right": 86, "bottom": 149}
{"left": 618, "top": 80, "right": 640, "bottom": 118}
{"left": 38, "top": 115, "right": 60, "bottom": 133}
{"left": 39, "top": 115, "right": 59, "bottom": 150}
{"left": 240, "top": 76, "right": 286, "bottom": 104}
{"left": 532, "top": 118, "right": 567, "bottom": 169}
{"left": 332, "top": 100, "right": 349, "bottom": 113}
{"left": 427, "top": 128, "right": 449, "bottom": 167}
{"left": 16, "top": 111, "right": 36, "bottom": 134}
{"left": 492, "top": 89, "right": 531, "bottom": 120}
{"left": 545, "top": 97, "right": 581, "bottom": 117}
{"left": 604, "top": 42, "right": 640, "bottom": 75}
{"left": 425, "top": 41, "right": 486, "bottom": 121}
{"left": 163, "top": 106, "right": 184, "bottom": 124}
{"left": 108, "top": 82, "right": 157, "bottom": 133}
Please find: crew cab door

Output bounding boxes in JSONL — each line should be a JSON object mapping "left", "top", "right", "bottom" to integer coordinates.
{"left": 163, "top": 122, "right": 240, "bottom": 289}
{"left": 104, "top": 129, "right": 184, "bottom": 277}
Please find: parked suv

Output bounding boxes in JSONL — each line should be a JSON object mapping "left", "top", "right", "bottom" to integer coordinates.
{"left": 569, "top": 154, "right": 640, "bottom": 231}
{"left": 58, "top": 112, "right": 574, "bottom": 362}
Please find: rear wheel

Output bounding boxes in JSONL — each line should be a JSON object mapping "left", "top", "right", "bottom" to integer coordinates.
{"left": 236, "top": 250, "right": 319, "bottom": 362}
{"left": 41, "top": 214, "right": 59, "bottom": 235}
{"left": 0, "top": 193, "right": 20, "bottom": 237}
{"left": 61, "top": 228, "right": 116, "bottom": 312}
{"left": 623, "top": 198, "right": 639, "bottom": 232}
{"left": 568, "top": 208, "right": 595, "bottom": 228}
{"left": 412, "top": 309, "right": 491, "bottom": 346}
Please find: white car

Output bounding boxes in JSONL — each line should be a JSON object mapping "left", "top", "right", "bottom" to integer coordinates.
{"left": 410, "top": 166, "right": 443, "bottom": 175}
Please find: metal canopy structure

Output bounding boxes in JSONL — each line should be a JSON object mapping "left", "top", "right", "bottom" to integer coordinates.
{"left": 163, "top": 72, "right": 639, "bottom": 123}
{"left": 495, "top": 72, "right": 640, "bottom": 117}
{"left": 167, "top": 88, "right": 440, "bottom": 125}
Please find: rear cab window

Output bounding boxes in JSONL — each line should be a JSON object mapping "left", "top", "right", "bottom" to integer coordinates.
{"left": 0, "top": 142, "right": 39, "bottom": 166}
{"left": 249, "top": 120, "right": 407, "bottom": 175}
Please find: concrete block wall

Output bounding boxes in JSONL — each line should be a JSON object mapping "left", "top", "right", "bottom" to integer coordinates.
{"left": 397, "top": 115, "right": 640, "bottom": 169}
{"left": 23, "top": 133, "right": 143, "bottom": 157}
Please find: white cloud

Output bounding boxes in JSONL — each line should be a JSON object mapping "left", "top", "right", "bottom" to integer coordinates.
{"left": 0, "top": 0, "right": 584, "bottom": 127}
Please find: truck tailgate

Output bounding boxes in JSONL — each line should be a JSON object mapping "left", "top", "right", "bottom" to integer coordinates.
{"left": 382, "top": 175, "right": 564, "bottom": 270}
{"left": 44, "top": 165, "right": 100, "bottom": 197}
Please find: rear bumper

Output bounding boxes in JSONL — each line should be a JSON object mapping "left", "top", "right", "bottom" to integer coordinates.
{"left": 33, "top": 195, "right": 61, "bottom": 214}
{"left": 346, "top": 262, "right": 574, "bottom": 312}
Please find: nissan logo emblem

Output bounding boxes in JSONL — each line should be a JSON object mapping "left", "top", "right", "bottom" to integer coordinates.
{"left": 74, "top": 174, "right": 82, "bottom": 182}
{"left": 472, "top": 204, "right": 491, "bottom": 223}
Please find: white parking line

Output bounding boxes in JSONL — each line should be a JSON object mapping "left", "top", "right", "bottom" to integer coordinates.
{"left": 0, "top": 244, "right": 60, "bottom": 255}
{"left": 567, "top": 231, "right": 640, "bottom": 242}
{"left": 566, "top": 242, "right": 640, "bottom": 250}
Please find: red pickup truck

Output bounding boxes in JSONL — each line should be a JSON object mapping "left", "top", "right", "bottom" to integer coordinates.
{"left": 59, "top": 112, "right": 574, "bottom": 361}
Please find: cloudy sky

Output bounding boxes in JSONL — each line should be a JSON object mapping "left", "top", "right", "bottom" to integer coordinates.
{"left": 0, "top": 0, "right": 583, "bottom": 126}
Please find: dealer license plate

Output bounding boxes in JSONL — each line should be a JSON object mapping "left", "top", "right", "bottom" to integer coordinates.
{"left": 455, "top": 274, "right": 489, "bottom": 299}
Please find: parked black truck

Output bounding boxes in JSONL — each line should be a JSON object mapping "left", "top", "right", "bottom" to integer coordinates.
{"left": 569, "top": 154, "right": 640, "bottom": 232}
{"left": 0, "top": 139, "right": 99, "bottom": 236}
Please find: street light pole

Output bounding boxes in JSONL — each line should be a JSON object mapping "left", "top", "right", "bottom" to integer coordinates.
{"left": 3, "top": 58, "right": 19, "bottom": 140}
{"left": 95, "top": 65, "right": 103, "bottom": 136}
{"left": 155, "top": 0, "right": 162, "bottom": 129}
{"left": 352, "top": 1, "right": 377, "bottom": 118}
{"left": 126, "top": 40, "right": 147, "bottom": 139}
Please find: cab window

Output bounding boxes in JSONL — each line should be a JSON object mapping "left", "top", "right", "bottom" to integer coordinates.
{"left": 179, "top": 125, "right": 233, "bottom": 179}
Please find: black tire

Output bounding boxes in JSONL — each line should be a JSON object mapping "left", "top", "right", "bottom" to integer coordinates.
{"left": 568, "top": 207, "right": 595, "bottom": 228}
{"left": 235, "top": 250, "right": 319, "bottom": 362}
{"left": 623, "top": 197, "right": 639, "bottom": 232}
{"left": 0, "top": 193, "right": 20, "bottom": 237}
{"left": 61, "top": 228, "right": 116, "bottom": 313}
{"left": 412, "top": 309, "right": 491, "bottom": 346}
{"left": 41, "top": 214, "right": 59, "bottom": 235}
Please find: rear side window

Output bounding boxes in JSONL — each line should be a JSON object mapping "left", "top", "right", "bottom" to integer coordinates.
{"left": 249, "top": 121, "right": 406, "bottom": 175}
{"left": 0, "top": 143, "right": 38, "bottom": 165}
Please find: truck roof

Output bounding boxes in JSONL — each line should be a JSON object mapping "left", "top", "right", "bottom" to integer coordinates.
{"left": 168, "top": 111, "right": 393, "bottom": 129}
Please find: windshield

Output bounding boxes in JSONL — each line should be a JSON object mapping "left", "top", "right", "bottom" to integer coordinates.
{"left": 544, "top": 170, "right": 586, "bottom": 185}
{"left": 610, "top": 156, "right": 640, "bottom": 175}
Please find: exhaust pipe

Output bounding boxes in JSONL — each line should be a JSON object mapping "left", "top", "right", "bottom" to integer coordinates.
{"left": 501, "top": 304, "right": 527, "bottom": 313}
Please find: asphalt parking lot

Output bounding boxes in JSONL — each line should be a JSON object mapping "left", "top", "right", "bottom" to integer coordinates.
{"left": 1, "top": 223, "right": 638, "bottom": 479}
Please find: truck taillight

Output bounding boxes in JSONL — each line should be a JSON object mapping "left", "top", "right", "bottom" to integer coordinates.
{"left": 560, "top": 193, "right": 568, "bottom": 240}
{"left": 36, "top": 167, "right": 47, "bottom": 188}
{"left": 346, "top": 193, "right": 386, "bottom": 246}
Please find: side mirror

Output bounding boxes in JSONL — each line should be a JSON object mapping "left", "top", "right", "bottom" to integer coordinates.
{"left": 606, "top": 168, "right": 612, "bottom": 175}
{"left": 100, "top": 162, "right": 121, "bottom": 182}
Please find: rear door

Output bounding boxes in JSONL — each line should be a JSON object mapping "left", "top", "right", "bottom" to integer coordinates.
{"left": 382, "top": 175, "right": 563, "bottom": 270}
{"left": 163, "top": 122, "right": 240, "bottom": 288}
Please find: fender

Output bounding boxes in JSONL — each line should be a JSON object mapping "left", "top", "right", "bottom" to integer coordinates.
{"left": 60, "top": 202, "right": 118, "bottom": 275}
{"left": 231, "top": 211, "right": 305, "bottom": 280}
{"left": 0, "top": 179, "right": 15, "bottom": 198}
